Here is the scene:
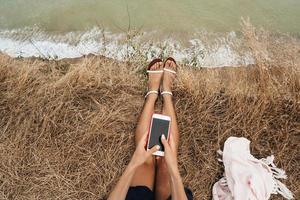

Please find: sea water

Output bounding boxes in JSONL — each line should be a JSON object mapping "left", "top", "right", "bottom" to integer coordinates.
{"left": 0, "top": 0, "right": 299, "bottom": 66}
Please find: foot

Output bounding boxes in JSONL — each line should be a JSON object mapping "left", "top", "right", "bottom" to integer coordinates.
{"left": 162, "top": 59, "right": 177, "bottom": 94}
{"left": 147, "top": 61, "right": 164, "bottom": 98}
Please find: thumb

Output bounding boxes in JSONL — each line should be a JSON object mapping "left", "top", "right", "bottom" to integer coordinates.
{"left": 161, "top": 134, "right": 170, "bottom": 150}
{"left": 148, "top": 145, "right": 160, "bottom": 155}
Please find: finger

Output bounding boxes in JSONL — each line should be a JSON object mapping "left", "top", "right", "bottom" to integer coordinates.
{"left": 148, "top": 145, "right": 160, "bottom": 155}
{"left": 161, "top": 134, "right": 170, "bottom": 150}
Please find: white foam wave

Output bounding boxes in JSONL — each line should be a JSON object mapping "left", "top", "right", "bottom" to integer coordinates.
{"left": 0, "top": 27, "right": 254, "bottom": 67}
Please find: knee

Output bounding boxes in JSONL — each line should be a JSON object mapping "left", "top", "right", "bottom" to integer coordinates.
{"left": 156, "top": 158, "right": 168, "bottom": 172}
{"left": 144, "top": 156, "right": 155, "bottom": 167}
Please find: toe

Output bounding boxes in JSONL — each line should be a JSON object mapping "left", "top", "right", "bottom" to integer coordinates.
{"left": 152, "top": 62, "right": 157, "bottom": 70}
{"left": 166, "top": 60, "right": 172, "bottom": 68}
{"left": 158, "top": 61, "right": 163, "bottom": 69}
{"left": 165, "top": 59, "right": 176, "bottom": 70}
{"left": 153, "top": 63, "right": 157, "bottom": 70}
{"left": 171, "top": 61, "right": 176, "bottom": 70}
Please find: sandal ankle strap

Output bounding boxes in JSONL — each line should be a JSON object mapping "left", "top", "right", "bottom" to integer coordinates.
{"left": 145, "top": 90, "right": 159, "bottom": 98}
{"left": 161, "top": 91, "right": 173, "bottom": 96}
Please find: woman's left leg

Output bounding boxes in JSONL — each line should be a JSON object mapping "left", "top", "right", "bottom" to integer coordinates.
{"left": 155, "top": 59, "right": 179, "bottom": 200}
{"left": 130, "top": 61, "right": 163, "bottom": 190}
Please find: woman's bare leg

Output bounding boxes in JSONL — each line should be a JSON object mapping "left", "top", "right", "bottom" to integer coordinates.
{"left": 155, "top": 60, "right": 179, "bottom": 200}
{"left": 130, "top": 61, "right": 163, "bottom": 190}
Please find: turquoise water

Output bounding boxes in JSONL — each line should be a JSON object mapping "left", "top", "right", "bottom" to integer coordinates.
{"left": 0, "top": 0, "right": 299, "bottom": 66}
{"left": 1, "top": 0, "right": 300, "bottom": 33}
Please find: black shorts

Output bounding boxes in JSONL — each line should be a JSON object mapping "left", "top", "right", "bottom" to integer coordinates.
{"left": 125, "top": 186, "right": 193, "bottom": 200}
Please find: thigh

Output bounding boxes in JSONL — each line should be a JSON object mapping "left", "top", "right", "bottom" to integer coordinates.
{"left": 130, "top": 131, "right": 156, "bottom": 190}
{"left": 155, "top": 158, "right": 171, "bottom": 200}
{"left": 130, "top": 157, "right": 155, "bottom": 190}
{"left": 155, "top": 130, "right": 179, "bottom": 200}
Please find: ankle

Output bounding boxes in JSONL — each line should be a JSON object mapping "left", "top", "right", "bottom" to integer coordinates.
{"left": 162, "top": 84, "right": 172, "bottom": 92}
{"left": 145, "top": 94, "right": 158, "bottom": 101}
{"left": 162, "top": 94, "right": 173, "bottom": 101}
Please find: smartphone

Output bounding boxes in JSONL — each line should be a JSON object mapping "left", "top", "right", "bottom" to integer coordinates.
{"left": 147, "top": 114, "right": 171, "bottom": 156}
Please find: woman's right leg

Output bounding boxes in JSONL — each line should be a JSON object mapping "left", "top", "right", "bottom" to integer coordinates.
{"left": 155, "top": 60, "right": 179, "bottom": 200}
{"left": 130, "top": 61, "right": 163, "bottom": 190}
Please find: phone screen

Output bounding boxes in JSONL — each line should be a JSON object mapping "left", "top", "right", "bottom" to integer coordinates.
{"left": 148, "top": 117, "right": 170, "bottom": 152}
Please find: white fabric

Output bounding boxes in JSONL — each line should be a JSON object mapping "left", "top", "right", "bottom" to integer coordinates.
{"left": 213, "top": 137, "right": 293, "bottom": 200}
{"left": 163, "top": 68, "right": 176, "bottom": 74}
{"left": 146, "top": 70, "right": 163, "bottom": 73}
{"left": 161, "top": 91, "right": 173, "bottom": 96}
{"left": 144, "top": 90, "right": 158, "bottom": 98}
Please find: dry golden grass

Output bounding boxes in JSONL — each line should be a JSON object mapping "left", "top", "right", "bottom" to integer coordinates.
{"left": 0, "top": 22, "right": 300, "bottom": 200}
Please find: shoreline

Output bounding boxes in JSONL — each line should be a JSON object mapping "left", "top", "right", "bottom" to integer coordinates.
{"left": 0, "top": 26, "right": 257, "bottom": 67}
{"left": 1, "top": 24, "right": 299, "bottom": 69}
{"left": 1, "top": 19, "right": 299, "bottom": 77}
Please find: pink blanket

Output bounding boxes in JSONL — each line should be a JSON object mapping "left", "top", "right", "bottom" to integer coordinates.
{"left": 213, "top": 137, "right": 293, "bottom": 200}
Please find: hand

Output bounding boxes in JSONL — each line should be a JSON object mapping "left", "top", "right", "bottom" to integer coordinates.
{"left": 161, "top": 134, "right": 179, "bottom": 176}
{"left": 130, "top": 132, "right": 160, "bottom": 168}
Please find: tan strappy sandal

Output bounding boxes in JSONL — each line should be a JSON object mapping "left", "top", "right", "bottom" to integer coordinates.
{"left": 160, "top": 57, "right": 177, "bottom": 96}
{"left": 145, "top": 58, "right": 163, "bottom": 98}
